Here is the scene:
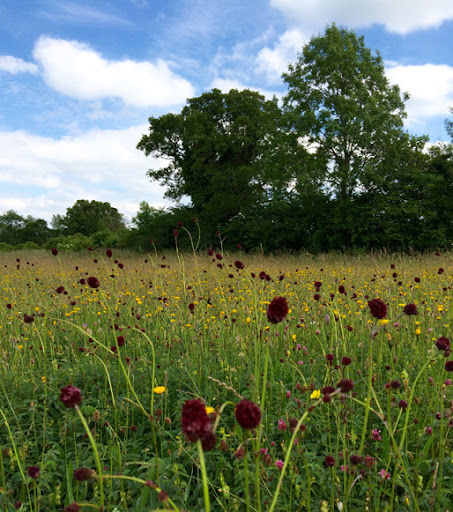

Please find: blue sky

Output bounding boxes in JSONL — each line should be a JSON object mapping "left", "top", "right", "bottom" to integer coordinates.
{"left": 0, "top": 0, "right": 452, "bottom": 221}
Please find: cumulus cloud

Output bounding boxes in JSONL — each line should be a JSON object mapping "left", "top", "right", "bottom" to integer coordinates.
{"left": 0, "top": 125, "right": 169, "bottom": 220}
{"left": 255, "top": 28, "right": 307, "bottom": 83}
{"left": 270, "top": 0, "right": 453, "bottom": 34}
{"left": 0, "top": 55, "right": 39, "bottom": 74}
{"left": 386, "top": 64, "right": 453, "bottom": 127}
{"left": 209, "top": 78, "right": 279, "bottom": 100}
{"left": 32, "top": 36, "right": 195, "bottom": 107}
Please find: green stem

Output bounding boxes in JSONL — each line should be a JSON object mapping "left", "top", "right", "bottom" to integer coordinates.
{"left": 197, "top": 439, "right": 210, "bottom": 512}
{"left": 75, "top": 406, "right": 104, "bottom": 509}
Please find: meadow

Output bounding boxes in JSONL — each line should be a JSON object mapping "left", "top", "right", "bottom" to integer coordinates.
{"left": 0, "top": 248, "right": 451, "bottom": 512}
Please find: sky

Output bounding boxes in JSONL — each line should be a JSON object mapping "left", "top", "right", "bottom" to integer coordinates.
{"left": 0, "top": 0, "right": 452, "bottom": 223}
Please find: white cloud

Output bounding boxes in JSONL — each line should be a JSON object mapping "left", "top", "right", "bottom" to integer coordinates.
{"left": 32, "top": 36, "right": 195, "bottom": 107}
{"left": 0, "top": 125, "right": 169, "bottom": 220}
{"left": 255, "top": 29, "right": 307, "bottom": 83}
{"left": 386, "top": 64, "right": 453, "bottom": 127}
{"left": 270, "top": 0, "right": 453, "bottom": 34}
{"left": 209, "top": 78, "right": 279, "bottom": 100}
{"left": 0, "top": 55, "right": 39, "bottom": 74}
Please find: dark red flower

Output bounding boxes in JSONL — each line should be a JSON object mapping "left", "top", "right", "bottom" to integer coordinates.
{"left": 201, "top": 430, "right": 217, "bottom": 451}
{"left": 60, "top": 385, "right": 82, "bottom": 408}
{"left": 326, "top": 353, "right": 334, "bottom": 363}
{"left": 117, "top": 335, "right": 125, "bottom": 347}
{"left": 27, "top": 466, "right": 40, "bottom": 479}
{"left": 51, "top": 248, "right": 58, "bottom": 256}
{"left": 259, "top": 271, "right": 267, "bottom": 280}
{"left": 322, "top": 386, "right": 335, "bottom": 395}
{"left": 337, "top": 379, "right": 354, "bottom": 393}
{"left": 445, "top": 361, "right": 453, "bottom": 372}
{"left": 87, "top": 276, "right": 100, "bottom": 289}
{"left": 234, "top": 260, "right": 245, "bottom": 270}
{"left": 188, "top": 303, "right": 195, "bottom": 313}
{"left": 368, "top": 299, "right": 387, "bottom": 319}
{"left": 235, "top": 399, "right": 261, "bottom": 429}
{"left": 216, "top": 253, "right": 222, "bottom": 260}
{"left": 64, "top": 503, "right": 81, "bottom": 512}
{"left": 438, "top": 268, "right": 444, "bottom": 275}
{"left": 324, "top": 455, "right": 335, "bottom": 467}
{"left": 398, "top": 400, "right": 408, "bottom": 409}
{"left": 350, "top": 454, "right": 363, "bottom": 465}
{"left": 403, "top": 304, "right": 417, "bottom": 315}
{"left": 390, "top": 380, "right": 402, "bottom": 390}
{"left": 341, "top": 356, "right": 351, "bottom": 366}
{"left": 106, "top": 249, "right": 112, "bottom": 257}
{"left": 24, "top": 314, "right": 34, "bottom": 323}
{"left": 181, "top": 399, "right": 211, "bottom": 442}
{"left": 313, "top": 293, "right": 321, "bottom": 301}
{"left": 314, "top": 281, "right": 322, "bottom": 289}
{"left": 6, "top": 303, "right": 12, "bottom": 309}
{"left": 436, "top": 337, "right": 450, "bottom": 351}
{"left": 73, "top": 467, "right": 95, "bottom": 481}
{"left": 158, "top": 491, "right": 169, "bottom": 502}
{"left": 267, "top": 296, "right": 289, "bottom": 324}
{"left": 338, "top": 285, "right": 346, "bottom": 294}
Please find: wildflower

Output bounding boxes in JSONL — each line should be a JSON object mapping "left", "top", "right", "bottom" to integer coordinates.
{"left": 337, "top": 379, "right": 354, "bottom": 393}
{"left": 379, "top": 469, "right": 391, "bottom": 480}
{"left": 445, "top": 361, "right": 453, "bottom": 372}
{"left": 51, "top": 247, "right": 58, "bottom": 255}
{"left": 266, "top": 296, "right": 289, "bottom": 324}
{"left": 64, "top": 504, "right": 81, "bottom": 512}
{"left": 201, "top": 430, "right": 217, "bottom": 451}
{"left": 153, "top": 386, "right": 166, "bottom": 394}
{"left": 326, "top": 353, "right": 334, "bottom": 364}
{"left": 398, "top": 400, "right": 408, "bottom": 409}
{"left": 324, "top": 455, "right": 335, "bottom": 467}
{"left": 106, "top": 248, "right": 112, "bottom": 257}
{"left": 158, "top": 490, "right": 169, "bottom": 502}
{"left": 277, "top": 419, "right": 287, "bottom": 430}
{"left": 24, "top": 314, "right": 34, "bottom": 324}
{"left": 310, "top": 389, "right": 321, "bottom": 400}
{"left": 425, "top": 426, "right": 433, "bottom": 435}
{"left": 350, "top": 454, "right": 363, "bottom": 465}
{"left": 188, "top": 303, "right": 195, "bottom": 314}
{"left": 60, "top": 385, "right": 82, "bottom": 408}
{"left": 205, "top": 406, "right": 215, "bottom": 415}
{"left": 27, "top": 466, "right": 40, "bottom": 479}
{"left": 371, "top": 429, "right": 382, "bottom": 441}
{"left": 341, "top": 356, "right": 351, "bottom": 366}
{"left": 181, "top": 399, "right": 211, "bottom": 442}
{"left": 275, "top": 459, "right": 284, "bottom": 469}
{"left": 87, "top": 276, "right": 100, "bottom": 289}
{"left": 436, "top": 337, "right": 450, "bottom": 351}
{"left": 235, "top": 399, "right": 261, "bottom": 429}
{"left": 234, "top": 260, "right": 245, "bottom": 270}
{"left": 338, "top": 285, "right": 346, "bottom": 294}
{"left": 322, "top": 386, "right": 335, "bottom": 395}
{"left": 403, "top": 304, "right": 417, "bottom": 315}
{"left": 368, "top": 299, "right": 387, "bottom": 319}
{"left": 73, "top": 467, "right": 95, "bottom": 481}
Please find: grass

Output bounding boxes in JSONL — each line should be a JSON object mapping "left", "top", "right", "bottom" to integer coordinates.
{"left": 0, "top": 248, "right": 452, "bottom": 511}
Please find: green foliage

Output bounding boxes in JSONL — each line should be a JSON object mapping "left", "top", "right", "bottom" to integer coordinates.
{"left": 61, "top": 199, "right": 125, "bottom": 236}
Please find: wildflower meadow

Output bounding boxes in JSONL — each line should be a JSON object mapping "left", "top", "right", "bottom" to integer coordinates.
{"left": 0, "top": 247, "right": 452, "bottom": 511}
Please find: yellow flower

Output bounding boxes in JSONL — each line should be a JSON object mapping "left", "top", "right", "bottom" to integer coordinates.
{"left": 310, "top": 389, "right": 321, "bottom": 400}
{"left": 41, "top": 376, "right": 46, "bottom": 383}
{"left": 153, "top": 386, "right": 166, "bottom": 394}
{"left": 205, "top": 406, "right": 215, "bottom": 415}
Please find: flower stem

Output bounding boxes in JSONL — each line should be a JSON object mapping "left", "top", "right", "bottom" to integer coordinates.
{"left": 197, "top": 439, "right": 210, "bottom": 512}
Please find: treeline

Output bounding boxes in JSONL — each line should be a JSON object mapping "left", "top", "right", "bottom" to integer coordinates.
{"left": 2, "top": 25, "right": 453, "bottom": 253}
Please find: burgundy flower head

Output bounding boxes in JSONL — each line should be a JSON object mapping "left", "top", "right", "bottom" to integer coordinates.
{"left": 324, "top": 455, "right": 335, "bottom": 467}
{"left": 27, "top": 466, "right": 40, "bottom": 479}
{"left": 181, "top": 399, "right": 211, "bottom": 442}
{"left": 234, "top": 260, "right": 245, "bottom": 270}
{"left": 368, "top": 299, "right": 387, "bottom": 319}
{"left": 24, "top": 314, "right": 34, "bottom": 324}
{"left": 51, "top": 248, "right": 58, "bottom": 256}
{"left": 73, "top": 467, "right": 95, "bottom": 481}
{"left": 87, "top": 276, "right": 100, "bottom": 289}
{"left": 235, "top": 399, "right": 261, "bottom": 429}
{"left": 403, "top": 304, "right": 417, "bottom": 315}
{"left": 337, "top": 379, "right": 354, "bottom": 393}
{"left": 64, "top": 503, "right": 81, "bottom": 512}
{"left": 60, "top": 385, "right": 82, "bottom": 408}
{"left": 341, "top": 356, "right": 351, "bottom": 366}
{"left": 267, "top": 296, "right": 289, "bottom": 324}
{"left": 436, "top": 337, "right": 450, "bottom": 351}
{"left": 106, "top": 249, "right": 113, "bottom": 257}
{"left": 201, "top": 430, "right": 217, "bottom": 451}
{"left": 445, "top": 361, "right": 453, "bottom": 372}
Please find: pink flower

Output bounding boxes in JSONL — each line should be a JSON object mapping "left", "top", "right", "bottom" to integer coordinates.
{"left": 425, "top": 426, "right": 433, "bottom": 435}
{"left": 286, "top": 391, "right": 291, "bottom": 399}
{"left": 371, "top": 429, "right": 382, "bottom": 441}
{"left": 275, "top": 459, "right": 284, "bottom": 469}
{"left": 277, "top": 419, "right": 287, "bottom": 431}
{"left": 340, "top": 464, "right": 349, "bottom": 473}
{"left": 379, "top": 469, "right": 391, "bottom": 480}
{"left": 298, "top": 360, "right": 304, "bottom": 365}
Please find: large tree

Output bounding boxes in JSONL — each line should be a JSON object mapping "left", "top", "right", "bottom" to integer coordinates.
{"left": 61, "top": 200, "right": 125, "bottom": 236}
{"left": 281, "top": 24, "right": 419, "bottom": 242}
{"left": 137, "top": 88, "right": 281, "bottom": 231}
